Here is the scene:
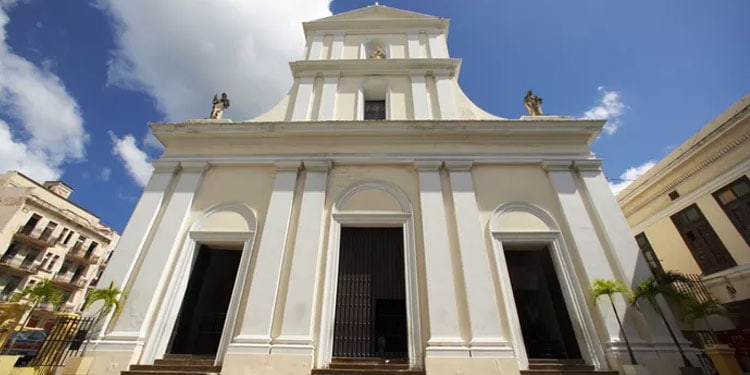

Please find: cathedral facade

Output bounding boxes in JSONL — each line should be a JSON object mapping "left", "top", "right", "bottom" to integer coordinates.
{"left": 90, "top": 6, "right": 695, "bottom": 375}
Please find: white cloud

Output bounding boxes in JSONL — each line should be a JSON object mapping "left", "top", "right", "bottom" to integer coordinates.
{"left": 582, "top": 86, "right": 626, "bottom": 135}
{"left": 609, "top": 160, "right": 656, "bottom": 195}
{"left": 100, "top": 167, "right": 112, "bottom": 181}
{"left": 109, "top": 131, "right": 153, "bottom": 187}
{"left": 98, "top": 0, "right": 331, "bottom": 122}
{"left": 0, "top": 2, "right": 88, "bottom": 181}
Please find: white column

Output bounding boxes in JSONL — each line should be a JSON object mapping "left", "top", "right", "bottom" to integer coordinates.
{"left": 291, "top": 77, "right": 315, "bottom": 121}
{"left": 232, "top": 161, "right": 300, "bottom": 350}
{"left": 542, "top": 161, "right": 638, "bottom": 344}
{"left": 407, "top": 32, "right": 422, "bottom": 58}
{"left": 307, "top": 33, "right": 324, "bottom": 60}
{"left": 110, "top": 162, "right": 209, "bottom": 341}
{"left": 445, "top": 162, "right": 506, "bottom": 356}
{"left": 415, "top": 161, "right": 466, "bottom": 356}
{"left": 330, "top": 34, "right": 344, "bottom": 60}
{"left": 435, "top": 75, "right": 457, "bottom": 120}
{"left": 410, "top": 74, "right": 430, "bottom": 120}
{"left": 275, "top": 161, "right": 331, "bottom": 353}
{"left": 574, "top": 161, "right": 675, "bottom": 343}
{"left": 317, "top": 76, "right": 338, "bottom": 121}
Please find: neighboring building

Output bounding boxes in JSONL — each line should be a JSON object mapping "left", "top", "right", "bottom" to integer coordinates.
{"left": 618, "top": 95, "right": 750, "bottom": 329}
{"left": 0, "top": 170, "right": 120, "bottom": 328}
{"left": 617, "top": 94, "right": 750, "bottom": 370}
{"left": 90, "top": 6, "right": 696, "bottom": 375}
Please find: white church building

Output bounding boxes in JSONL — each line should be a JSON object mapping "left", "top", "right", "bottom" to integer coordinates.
{"left": 89, "top": 5, "right": 697, "bottom": 375}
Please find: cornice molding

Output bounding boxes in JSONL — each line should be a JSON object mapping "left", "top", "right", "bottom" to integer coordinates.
{"left": 620, "top": 129, "right": 749, "bottom": 216}
{"left": 289, "top": 58, "right": 461, "bottom": 78}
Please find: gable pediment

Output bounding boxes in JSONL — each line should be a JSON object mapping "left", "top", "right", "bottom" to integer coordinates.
{"left": 314, "top": 5, "right": 440, "bottom": 22}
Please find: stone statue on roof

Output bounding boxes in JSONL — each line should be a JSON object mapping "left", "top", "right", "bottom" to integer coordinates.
{"left": 209, "top": 93, "right": 230, "bottom": 119}
{"left": 524, "top": 90, "right": 543, "bottom": 116}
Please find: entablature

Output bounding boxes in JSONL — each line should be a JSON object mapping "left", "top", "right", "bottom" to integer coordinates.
{"left": 290, "top": 58, "right": 461, "bottom": 78}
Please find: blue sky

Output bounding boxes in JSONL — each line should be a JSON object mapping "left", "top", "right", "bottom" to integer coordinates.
{"left": 0, "top": 0, "right": 748, "bottom": 233}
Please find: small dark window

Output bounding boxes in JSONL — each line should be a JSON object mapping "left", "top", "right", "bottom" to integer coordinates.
{"left": 668, "top": 191, "right": 680, "bottom": 200}
{"left": 364, "top": 100, "right": 386, "bottom": 120}
{"left": 713, "top": 176, "right": 750, "bottom": 246}
{"left": 20, "top": 214, "right": 41, "bottom": 234}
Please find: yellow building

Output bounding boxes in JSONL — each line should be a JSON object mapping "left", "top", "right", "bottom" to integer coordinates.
{"left": 0, "top": 170, "right": 120, "bottom": 326}
{"left": 618, "top": 94, "right": 750, "bottom": 329}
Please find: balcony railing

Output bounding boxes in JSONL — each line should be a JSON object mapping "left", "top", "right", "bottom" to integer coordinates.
{"left": 65, "top": 248, "right": 100, "bottom": 264}
{"left": 52, "top": 274, "right": 88, "bottom": 289}
{"left": 13, "top": 231, "right": 53, "bottom": 249}
{"left": 0, "top": 257, "right": 40, "bottom": 274}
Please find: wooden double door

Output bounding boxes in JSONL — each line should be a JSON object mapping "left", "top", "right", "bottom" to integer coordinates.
{"left": 332, "top": 227, "right": 408, "bottom": 359}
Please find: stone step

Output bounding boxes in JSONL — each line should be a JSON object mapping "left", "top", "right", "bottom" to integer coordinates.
{"left": 162, "top": 353, "right": 215, "bottom": 360}
{"left": 521, "top": 372, "right": 618, "bottom": 375}
{"left": 153, "top": 359, "right": 216, "bottom": 366}
{"left": 129, "top": 364, "right": 222, "bottom": 372}
{"left": 528, "top": 364, "right": 595, "bottom": 371}
{"left": 312, "top": 369, "right": 424, "bottom": 375}
{"left": 122, "top": 371, "right": 219, "bottom": 375}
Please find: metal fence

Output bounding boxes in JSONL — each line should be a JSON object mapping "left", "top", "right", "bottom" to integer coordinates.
{"left": 25, "top": 315, "right": 95, "bottom": 372}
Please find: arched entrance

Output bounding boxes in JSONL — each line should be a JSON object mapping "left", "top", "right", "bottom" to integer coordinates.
{"left": 318, "top": 181, "right": 422, "bottom": 369}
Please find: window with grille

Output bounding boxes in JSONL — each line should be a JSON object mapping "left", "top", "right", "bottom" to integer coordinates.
{"left": 671, "top": 204, "right": 736, "bottom": 274}
{"left": 712, "top": 176, "right": 750, "bottom": 246}
{"left": 364, "top": 100, "right": 386, "bottom": 120}
{"left": 635, "top": 233, "right": 664, "bottom": 276}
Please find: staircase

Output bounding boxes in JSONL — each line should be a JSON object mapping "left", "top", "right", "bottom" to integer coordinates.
{"left": 122, "top": 354, "right": 221, "bottom": 375}
{"left": 312, "top": 358, "right": 425, "bottom": 375}
{"left": 521, "top": 359, "right": 618, "bottom": 375}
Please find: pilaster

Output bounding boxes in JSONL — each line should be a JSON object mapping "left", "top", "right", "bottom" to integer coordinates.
{"left": 232, "top": 161, "right": 301, "bottom": 351}
{"left": 435, "top": 75, "right": 457, "bottom": 120}
{"left": 317, "top": 76, "right": 338, "bottom": 121}
{"left": 109, "top": 161, "right": 209, "bottom": 344}
{"left": 275, "top": 161, "right": 331, "bottom": 354}
{"left": 573, "top": 160, "right": 676, "bottom": 345}
{"left": 307, "top": 33, "right": 325, "bottom": 60}
{"left": 542, "top": 160, "right": 639, "bottom": 345}
{"left": 407, "top": 32, "right": 423, "bottom": 58}
{"left": 330, "top": 34, "right": 344, "bottom": 60}
{"left": 291, "top": 77, "right": 315, "bottom": 121}
{"left": 415, "top": 161, "right": 467, "bottom": 357}
{"left": 445, "top": 161, "right": 508, "bottom": 356}
{"left": 410, "top": 75, "right": 430, "bottom": 120}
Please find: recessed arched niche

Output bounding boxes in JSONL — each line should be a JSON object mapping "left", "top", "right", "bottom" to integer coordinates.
{"left": 364, "top": 39, "right": 387, "bottom": 59}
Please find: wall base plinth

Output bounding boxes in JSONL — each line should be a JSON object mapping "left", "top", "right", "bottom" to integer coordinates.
{"left": 222, "top": 352, "right": 313, "bottom": 375}
{"left": 425, "top": 357, "right": 520, "bottom": 375}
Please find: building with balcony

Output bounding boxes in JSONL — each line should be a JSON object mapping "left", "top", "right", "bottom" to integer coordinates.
{"left": 0, "top": 170, "right": 120, "bottom": 327}
{"left": 617, "top": 94, "right": 750, "bottom": 366}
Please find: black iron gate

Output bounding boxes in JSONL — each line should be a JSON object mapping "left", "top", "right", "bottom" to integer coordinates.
{"left": 27, "top": 315, "right": 96, "bottom": 371}
{"left": 332, "top": 227, "right": 407, "bottom": 359}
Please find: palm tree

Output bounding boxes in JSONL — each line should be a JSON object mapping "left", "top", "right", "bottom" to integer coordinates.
{"left": 592, "top": 279, "right": 637, "bottom": 365}
{"left": 80, "top": 281, "right": 126, "bottom": 354}
{"left": 8, "top": 280, "right": 64, "bottom": 349}
{"left": 631, "top": 271, "right": 695, "bottom": 368}
{"left": 682, "top": 298, "right": 729, "bottom": 345}
{"left": 11, "top": 280, "right": 64, "bottom": 330}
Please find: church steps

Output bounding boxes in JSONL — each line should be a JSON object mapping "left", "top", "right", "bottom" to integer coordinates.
{"left": 121, "top": 354, "right": 220, "bottom": 375}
